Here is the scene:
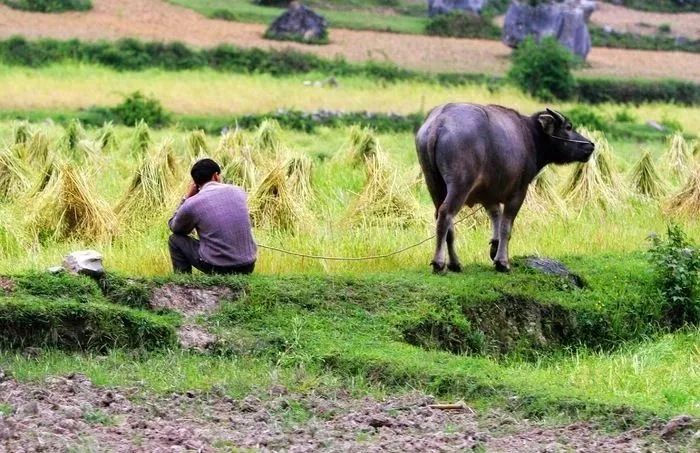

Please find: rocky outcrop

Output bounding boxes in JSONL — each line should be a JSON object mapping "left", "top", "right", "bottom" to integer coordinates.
{"left": 428, "top": 0, "right": 487, "bottom": 16}
{"left": 503, "top": 0, "right": 595, "bottom": 60}
{"left": 62, "top": 250, "right": 104, "bottom": 278}
{"left": 265, "top": 1, "right": 328, "bottom": 43}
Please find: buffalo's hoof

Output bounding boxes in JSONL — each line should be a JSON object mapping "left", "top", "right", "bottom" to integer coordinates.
{"left": 489, "top": 240, "right": 499, "bottom": 261}
{"left": 431, "top": 261, "right": 447, "bottom": 275}
{"left": 447, "top": 262, "right": 463, "bottom": 273}
{"left": 494, "top": 260, "right": 511, "bottom": 273}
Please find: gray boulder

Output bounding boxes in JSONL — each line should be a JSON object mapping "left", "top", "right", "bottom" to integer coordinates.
{"left": 265, "top": 1, "right": 328, "bottom": 43}
{"left": 62, "top": 250, "right": 104, "bottom": 278}
{"left": 428, "top": 0, "right": 487, "bottom": 16}
{"left": 503, "top": 0, "right": 594, "bottom": 60}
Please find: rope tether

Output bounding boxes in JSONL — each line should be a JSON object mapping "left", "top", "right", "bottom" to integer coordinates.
{"left": 256, "top": 207, "right": 482, "bottom": 261}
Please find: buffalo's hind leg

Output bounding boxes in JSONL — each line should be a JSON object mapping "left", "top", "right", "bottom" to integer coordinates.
{"left": 485, "top": 204, "right": 503, "bottom": 261}
{"left": 446, "top": 226, "right": 462, "bottom": 272}
{"left": 493, "top": 192, "right": 526, "bottom": 273}
{"left": 432, "top": 187, "right": 467, "bottom": 274}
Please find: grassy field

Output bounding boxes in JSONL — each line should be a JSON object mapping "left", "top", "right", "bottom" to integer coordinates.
{"left": 0, "top": 117, "right": 698, "bottom": 276}
{"left": 167, "top": 0, "right": 430, "bottom": 34}
{"left": 2, "top": 64, "right": 700, "bottom": 135}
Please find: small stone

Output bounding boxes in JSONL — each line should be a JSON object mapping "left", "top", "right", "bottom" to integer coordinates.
{"left": 62, "top": 250, "right": 104, "bottom": 277}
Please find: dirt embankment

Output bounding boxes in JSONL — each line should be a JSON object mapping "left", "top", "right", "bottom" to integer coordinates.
{"left": 0, "top": 0, "right": 698, "bottom": 82}
{"left": 2, "top": 372, "right": 692, "bottom": 451}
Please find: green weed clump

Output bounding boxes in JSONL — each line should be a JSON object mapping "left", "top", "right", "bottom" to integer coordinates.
{"left": 111, "top": 91, "right": 170, "bottom": 127}
{"left": 648, "top": 224, "right": 700, "bottom": 328}
{"left": 508, "top": 37, "right": 577, "bottom": 101}
{"left": 630, "top": 150, "right": 666, "bottom": 198}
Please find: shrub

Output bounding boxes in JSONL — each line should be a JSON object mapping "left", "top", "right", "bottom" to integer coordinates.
{"left": 565, "top": 105, "right": 607, "bottom": 132}
{"left": 2, "top": 0, "right": 91, "bottom": 12}
{"left": 111, "top": 91, "right": 170, "bottom": 127}
{"left": 508, "top": 37, "right": 577, "bottom": 101}
{"left": 425, "top": 12, "right": 501, "bottom": 40}
{"left": 648, "top": 224, "right": 700, "bottom": 328}
{"left": 576, "top": 78, "right": 700, "bottom": 105}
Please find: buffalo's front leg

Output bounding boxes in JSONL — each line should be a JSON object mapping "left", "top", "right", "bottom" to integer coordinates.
{"left": 485, "top": 204, "right": 502, "bottom": 261}
{"left": 432, "top": 188, "right": 467, "bottom": 274}
{"left": 493, "top": 192, "right": 526, "bottom": 272}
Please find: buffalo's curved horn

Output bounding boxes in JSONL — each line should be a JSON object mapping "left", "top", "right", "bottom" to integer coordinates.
{"left": 546, "top": 108, "right": 566, "bottom": 124}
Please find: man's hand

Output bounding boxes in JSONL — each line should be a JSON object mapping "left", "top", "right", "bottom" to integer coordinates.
{"left": 185, "top": 182, "right": 199, "bottom": 199}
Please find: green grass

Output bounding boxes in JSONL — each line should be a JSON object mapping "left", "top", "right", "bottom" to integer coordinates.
{"left": 167, "top": 0, "right": 429, "bottom": 34}
{"left": 0, "top": 263, "right": 697, "bottom": 419}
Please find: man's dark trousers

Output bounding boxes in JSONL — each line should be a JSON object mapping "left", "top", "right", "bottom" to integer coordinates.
{"left": 169, "top": 234, "right": 255, "bottom": 275}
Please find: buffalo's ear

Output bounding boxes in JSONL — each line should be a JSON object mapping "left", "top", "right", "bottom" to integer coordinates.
{"left": 538, "top": 113, "right": 556, "bottom": 135}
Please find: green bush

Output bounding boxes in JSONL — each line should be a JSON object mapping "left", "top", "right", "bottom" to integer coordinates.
{"left": 2, "top": 0, "right": 91, "bottom": 12}
{"left": 508, "top": 37, "right": 577, "bottom": 101}
{"left": 110, "top": 91, "right": 170, "bottom": 127}
{"left": 648, "top": 224, "right": 700, "bottom": 328}
{"left": 576, "top": 77, "right": 700, "bottom": 105}
{"left": 425, "top": 12, "right": 501, "bottom": 39}
{"left": 565, "top": 105, "right": 607, "bottom": 132}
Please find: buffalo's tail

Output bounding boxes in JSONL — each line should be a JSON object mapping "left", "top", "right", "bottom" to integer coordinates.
{"left": 417, "top": 113, "right": 447, "bottom": 212}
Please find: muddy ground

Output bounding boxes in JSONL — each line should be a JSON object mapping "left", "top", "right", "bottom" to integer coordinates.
{"left": 0, "top": 0, "right": 698, "bottom": 81}
{"left": 0, "top": 371, "right": 696, "bottom": 452}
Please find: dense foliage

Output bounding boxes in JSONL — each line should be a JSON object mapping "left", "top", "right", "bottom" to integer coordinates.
{"left": 508, "top": 37, "right": 577, "bottom": 101}
{"left": 1, "top": 0, "right": 91, "bottom": 12}
{"left": 110, "top": 91, "right": 170, "bottom": 127}
{"left": 649, "top": 224, "right": 700, "bottom": 328}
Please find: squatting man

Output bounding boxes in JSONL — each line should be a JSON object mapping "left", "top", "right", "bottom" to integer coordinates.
{"left": 168, "top": 158, "right": 257, "bottom": 275}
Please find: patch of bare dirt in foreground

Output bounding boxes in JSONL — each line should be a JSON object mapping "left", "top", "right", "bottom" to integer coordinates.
{"left": 0, "top": 0, "right": 698, "bottom": 81}
{"left": 1, "top": 372, "right": 694, "bottom": 452}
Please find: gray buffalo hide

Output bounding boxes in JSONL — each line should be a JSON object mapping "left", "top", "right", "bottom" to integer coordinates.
{"left": 266, "top": 2, "right": 328, "bottom": 42}
{"left": 428, "top": 0, "right": 487, "bottom": 16}
{"left": 503, "top": 0, "right": 594, "bottom": 60}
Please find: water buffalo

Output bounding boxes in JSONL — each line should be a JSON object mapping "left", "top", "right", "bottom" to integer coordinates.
{"left": 416, "top": 103, "right": 594, "bottom": 273}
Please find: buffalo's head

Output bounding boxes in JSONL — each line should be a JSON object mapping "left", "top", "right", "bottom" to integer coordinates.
{"left": 538, "top": 108, "right": 594, "bottom": 163}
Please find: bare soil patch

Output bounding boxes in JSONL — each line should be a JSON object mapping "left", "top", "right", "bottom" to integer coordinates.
{"left": 593, "top": 2, "right": 700, "bottom": 40}
{"left": 0, "top": 0, "right": 698, "bottom": 81}
{"left": 1, "top": 372, "right": 691, "bottom": 451}
{"left": 0, "top": 277, "right": 14, "bottom": 294}
{"left": 150, "top": 284, "right": 233, "bottom": 317}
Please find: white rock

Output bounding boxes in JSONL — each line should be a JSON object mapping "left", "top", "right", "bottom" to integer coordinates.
{"left": 62, "top": 250, "right": 104, "bottom": 277}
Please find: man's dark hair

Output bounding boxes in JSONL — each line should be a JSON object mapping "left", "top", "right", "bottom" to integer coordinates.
{"left": 191, "top": 158, "right": 221, "bottom": 186}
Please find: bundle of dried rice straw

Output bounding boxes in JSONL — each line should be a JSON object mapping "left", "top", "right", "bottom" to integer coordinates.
{"left": 347, "top": 154, "right": 419, "bottom": 226}
{"left": 29, "top": 162, "right": 117, "bottom": 241}
{"left": 562, "top": 129, "right": 621, "bottom": 209}
{"left": 344, "top": 125, "right": 380, "bottom": 166}
{"left": 187, "top": 130, "right": 209, "bottom": 159}
{"left": 0, "top": 145, "right": 31, "bottom": 201}
{"left": 630, "top": 150, "right": 666, "bottom": 198}
{"left": 250, "top": 163, "right": 305, "bottom": 231}
{"left": 665, "top": 164, "right": 700, "bottom": 216}
{"left": 663, "top": 132, "right": 692, "bottom": 177}
{"left": 115, "top": 139, "right": 179, "bottom": 224}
